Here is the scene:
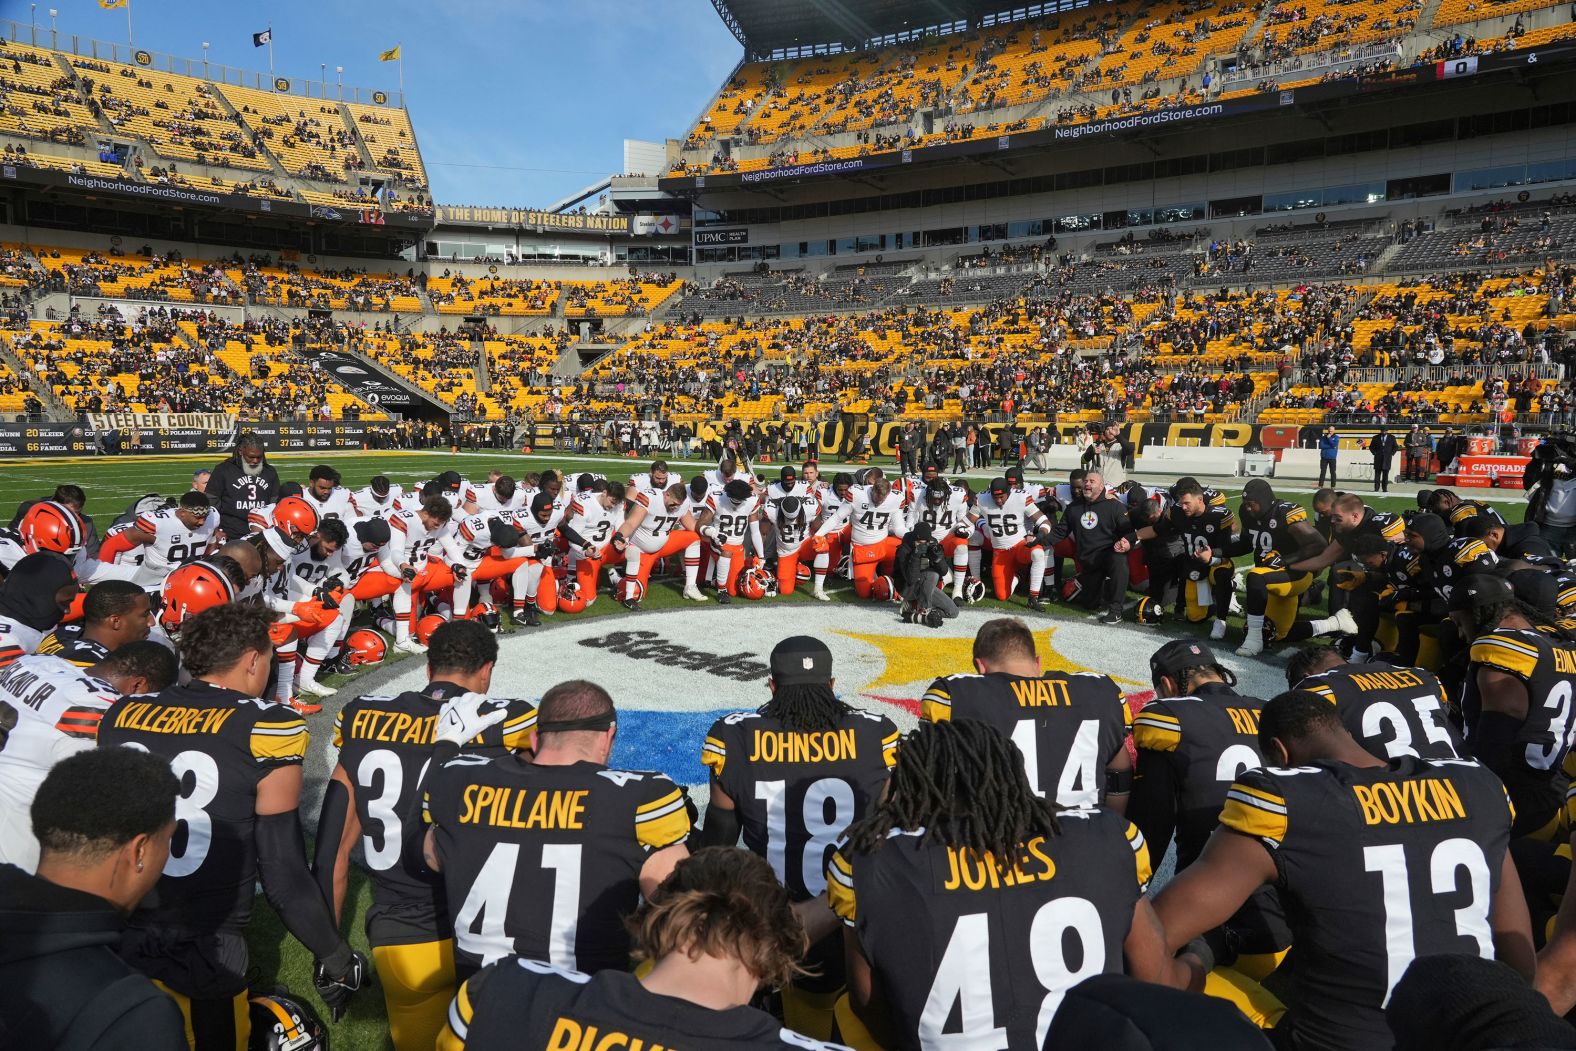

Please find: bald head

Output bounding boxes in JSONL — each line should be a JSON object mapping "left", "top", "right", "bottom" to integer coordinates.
{"left": 216, "top": 539, "right": 263, "bottom": 581}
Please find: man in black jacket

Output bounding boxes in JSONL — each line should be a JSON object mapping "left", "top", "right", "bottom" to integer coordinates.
{"left": 1046, "top": 469, "right": 1138, "bottom": 624}
{"left": 1369, "top": 427, "right": 1399, "bottom": 493}
{"left": 0, "top": 746, "right": 186, "bottom": 1050}
{"left": 206, "top": 432, "right": 282, "bottom": 539}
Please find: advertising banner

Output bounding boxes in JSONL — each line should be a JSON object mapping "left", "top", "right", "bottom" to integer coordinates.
{"left": 0, "top": 423, "right": 96, "bottom": 455}
{"left": 303, "top": 352, "right": 424, "bottom": 413}
{"left": 86, "top": 412, "right": 235, "bottom": 431}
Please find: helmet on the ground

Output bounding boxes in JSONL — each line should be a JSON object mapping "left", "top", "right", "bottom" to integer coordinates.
{"left": 557, "top": 579, "right": 588, "bottom": 613}
{"left": 416, "top": 614, "right": 446, "bottom": 645}
{"left": 343, "top": 628, "right": 388, "bottom": 666}
{"left": 871, "top": 575, "right": 897, "bottom": 603}
{"left": 248, "top": 991, "right": 326, "bottom": 1051}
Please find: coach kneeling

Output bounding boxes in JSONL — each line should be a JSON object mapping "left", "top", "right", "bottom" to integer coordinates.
{"left": 1047, "top": 470, "right": 1137, "bottom": 624}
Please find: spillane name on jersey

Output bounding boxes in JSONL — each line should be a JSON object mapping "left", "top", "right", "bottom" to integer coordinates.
{"left": 1298, "top": 664, "right": 1462, "bottom": 763}
{"left": 1131, "top": 686, "right": 1265, "bottom": 868}
{"left": 701, "top": 709, "right": 899, "bottom": 900}
{"left": 334, "top": 684, "right": 537, "bottom": 944}
{"left": 827, "top": 808, "right": 1149, "bottom": 1051}
{"left": 1464, "top": 627, "right": 1576, "bottom": 835}
{"left": 1220, "top": 758, "right": 1512, "bottom": 1051}
{"left": 98, "top": 682, "right": 307, "bottom": 975}
{"left": 444, "top": 959, "right": 842, "bottom": 1051}
{"left": 426, "top": 756, "right": 693, "bottom": 973}
{"left": 1241, "top": 499, "right": 1311, "bottom": 567}
{"left": 922, "top": 672, "right": 1129, "bottom": 807}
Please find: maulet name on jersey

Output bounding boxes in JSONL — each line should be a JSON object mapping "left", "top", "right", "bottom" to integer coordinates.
{"left": 110, "top": 700, "right": 236, "bottom": 736}
{"left": 458, "top": 785, "right": 588, "bottom": 831}
{"left": 543, "top": 1017, "right": 676, "bottom": 1051}
{"left": 1352, "top": 779, "right": 1468, "bottom": 826}
{"left": 942, "top": 835, "right": 1057, "bottom": 893}
{"left": 578, "top": 629, "right": 772, "bottom": 683}
{"left": 1347, "top": 669, "right": 1432, "bottom": 692}
{"left": 748, "top": 727, "right": 860, "bottom": 764}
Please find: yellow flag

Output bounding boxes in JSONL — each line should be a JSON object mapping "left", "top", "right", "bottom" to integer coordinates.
{"left": 99, "top": 0, "right": 128, "bottom": 8}
{"left": 378, "top": 45, "right": 401, "bottom": 62}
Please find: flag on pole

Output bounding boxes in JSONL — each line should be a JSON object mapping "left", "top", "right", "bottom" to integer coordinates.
{"left": 99, "top": 0, "right": 128, "bottom": 9}
{"left": 252, "top": 29, "right": 272, "bottom": 47}
{"left": 379, "top": 45, "right": 401, "bottom": 62}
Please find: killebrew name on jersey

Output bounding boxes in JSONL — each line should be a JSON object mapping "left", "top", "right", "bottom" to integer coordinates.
{"left": 1347, "top": 669, "right": 1433, "bottom": 692}
{"left": 458, "top": 785, "right": 588, "bottom": 831}
{"left": 1009, "top": 679, "right": 1073, "bottom": 707}
{"left": 109, "top": 700, "right": 235, "bottom": 736}
{"left": 747, "top": 728, "right": 859, "bottom": 763}
{"left": 1352, "top": 779, "right": 1467, "bottom": 826}
{"left": 543, "top": 1016, "right": 676, "bottom": 1051}
{"left": 578, "top": 629, "right": 770, "bottom": 683}
{"left": 345, "top": 707, "right": 437, "bottom": 745}
{"left": 941, "top": 836, "right": 1057, "bottom": 892}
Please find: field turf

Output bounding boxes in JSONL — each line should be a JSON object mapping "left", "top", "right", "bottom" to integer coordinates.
{"left": 1, "top": 448, "right": 1486, "bottom": 1049}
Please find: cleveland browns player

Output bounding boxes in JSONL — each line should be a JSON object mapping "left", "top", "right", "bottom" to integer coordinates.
{"left": 316, "top": 620, "right": 537, "bottom": 1051}
{"left": 438, "top": 848, "right": 845, "bottom": 1051}
{"left": 827, "top": 719, "right": 1189, "bottom": 1049}
{"left": 698, "top": 636, "right": 898, "bottom": 1036}
{"left": 922, "top": 617, "right": 1132, "bottom": 810}
{"left": 96, "top": 490, "right": 220, "bottom": 592}
{"left": 1153, "top": 689, "right": 1532, "bottom": 1051}
{"left": 98, "top": 603, "right": 366, "bottom": 1050}
{"left": 423, "top": 680, "right": 693, "bottom": 983}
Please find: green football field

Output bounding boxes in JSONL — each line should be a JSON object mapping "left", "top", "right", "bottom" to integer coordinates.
{"left": 0, "top": 448, "right": 1489, "bottom": 1049}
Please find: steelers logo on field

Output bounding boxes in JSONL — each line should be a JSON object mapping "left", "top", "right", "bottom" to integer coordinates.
{"left": 362, "top": 605, "right": 1287, "bottom": 794}
{"left": 1079, "top": 511, "right": 1098, "bottom": 530}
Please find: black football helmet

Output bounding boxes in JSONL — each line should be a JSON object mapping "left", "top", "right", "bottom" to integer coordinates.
{"left": 249, "top": 991, "right": 327, "bottom": 1051}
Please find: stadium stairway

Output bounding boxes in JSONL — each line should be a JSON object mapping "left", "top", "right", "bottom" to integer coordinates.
{"left": 44, "top": 50, "right": 120, "bottom": 142}
{"left": 336, "top": 103, "right": 384, "bottom": 176}
{"left": 0, "top": 338, "right": 68, "bottom": 420}
{"left": 472, "top": 339, "right": 492, "bottom": 396}
{"left": 207, "top": 88, "right": 293, "bottom": 182}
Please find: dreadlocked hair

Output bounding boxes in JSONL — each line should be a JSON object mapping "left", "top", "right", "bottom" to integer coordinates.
{"left": 757, "top": 683, "right": 853, "bottom": 733}
{"left": 846, "top": 719, "right": 1061, "bottom": 862}
{"left": 1476, "top": 597, "right": 1576, "bottom": 643}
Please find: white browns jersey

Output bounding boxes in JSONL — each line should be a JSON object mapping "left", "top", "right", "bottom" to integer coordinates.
{"left": 518, "top": 506, "right": 565, "bottom": 553}
{"left": 343, "top": 529, "right": 399, "bottom": 582}
{"left": 351, "top": 484, "right": 406, "bottom": 519}
{"left": 975, "top": 490, "right": 1046, "bottom": 551}
{"left": 849, "top": 489, "right": 907, "bottom": 546}
{"left": 775, "top": 496, "right": 820, "bottom": 549}
{"left": 0, "top": 654, "right": 123, "bottom": 869}
{"left": 466, "top": 483, "right": 525, "bottom": 515}
{"left": 816, "top": 488, "right": 855, "bottom": 537}
{"left": 390, "top": 507, "right": 455, "bottom": 566}
{"left": 765, "top": 480, "right": 808, "bottom": 510}
{"left": 300, "top": 486, "right": 354, "bottom": 523}
{"left": 915, "top": 489, "right": 972, "bottom": 534}
{"left": 130, "top": 506, "right": 220, "bottom": 586}
{"left": 565, "top": 497, "right": 623, "bottom": 553}
{"left": 705, "top": 492, "right": 760, "bottom": 547}
{"left": 630, "top": 491, "right": 699, "bottom": 553}
{"left": 274, "top": 542, "right": 350, "bottom": 606}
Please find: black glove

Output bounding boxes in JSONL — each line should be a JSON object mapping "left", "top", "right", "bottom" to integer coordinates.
{"left": 313, "top": 584, "right": 338, "bottom": 610}
{"left": 452, "top": 564, "right": 469, "bottom": 583}
{"left": 401, "top": 565, "right": 417, "bottom": 582}
{"left": 322, "top": 574, "right": 345, "bottom": 593}
{"left": 313, "top": 948, "right": 367, "bottom": 1022}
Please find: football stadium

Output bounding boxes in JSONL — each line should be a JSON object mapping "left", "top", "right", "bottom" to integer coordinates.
{"left": 1, "top": 0, "right": 1575, "bottom": 1046}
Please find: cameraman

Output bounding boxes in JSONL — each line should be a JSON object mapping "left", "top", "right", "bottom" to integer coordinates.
{"left": 895, "top": 522, "right": 959, "bottom": 626}
{"left": 1525, "top": 432, "right": 1576, "bottom": 557}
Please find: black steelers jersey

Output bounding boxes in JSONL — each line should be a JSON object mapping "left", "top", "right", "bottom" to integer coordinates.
{"left": 425, "top": 756, "right": 693, "bottom": 975}
{"left": 1419, "top": 537, "right": 1499, "bottom": 601}
{"left": 1463, "top": 627, "right": 1576, "bottom": 836}
{"left": 1335, "top": 507, "right": 1406, "bottom": 552}
{"left": 1297, "top": 663, "right": 1462, "bottom": 762}
{"left": 1163, "top": 502, "right": 1238, "bottom": 560}
{"left": 1220, "top": 757, "right": 1513, "bottom": 1051}
{"left": 98, "top": 680, "right": 308, "bottom": 995}
{"left": 827, "top": 807, "right": 1149, "bottom": 1051}
{"left": 1444, "top": 499, "right": 1507, "bottom": 535}
{"left": 701, "top": 708, "right": 898, "bottom": 901}
{"left": 442, "top": 958, "right": 843, "bottom": 1051}
{"left": 1130, "top": 683, "right": 1266, "bottom": 868}
{"left": 32, "top": 622, "right": 109, "bottom": 668}
{"left": 333, "top": 683, "right": 537, "bottom": 945}
{"left": 1239, "top": 499, "right": 1316, "bottom": 568}
{"left": 922, "top": 672, "right": 1129, "bottom": 807}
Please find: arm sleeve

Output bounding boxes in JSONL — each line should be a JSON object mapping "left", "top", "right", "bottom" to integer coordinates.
{"left": 312, "top": 777, "right": 351, "bottom": 906}
{"left": 559, "top": 522, "right": 588, "bottom": 550}
{"left": 254, "top": 810, "right": 353, "bottom": 971}
{"left": 1126, "top": 748, "right": 1180, "bottom": 865}
{"left": 695, "top": 796, "right": 741, "bottom": 848}
{"left": 750, "top": 516, "right": 766, "bottom": 552}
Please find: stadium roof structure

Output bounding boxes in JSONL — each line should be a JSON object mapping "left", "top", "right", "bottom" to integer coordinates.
{"left": 709, "top": 0, "right": 1087, "bottom": 58}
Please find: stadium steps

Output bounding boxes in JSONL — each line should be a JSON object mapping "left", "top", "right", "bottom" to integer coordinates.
{"left": 0, "top": 337, "right": 71, "bottom": 420}
{"left": 335, "top": 103, "right": 384, "bottom": 175}
{"left": 472, "top": 340, "right": 492, "bottom": 395}
{"left": 45, "top": 50, "right": 123, "bottom": 142}
{"left": 1416, "top": 0, "right": 1449, "bottom": 36}
{"left": 1372, "top": 239, "right": 1407, "bottom": 272}
{"left": 206, "top": 88, "right": 292, "bottom": 181}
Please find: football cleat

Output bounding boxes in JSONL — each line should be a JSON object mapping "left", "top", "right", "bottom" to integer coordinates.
{"left": 288, "top": 696, "right": 323, "bottom": 716}
{"left": 1211, "top": 619, "right": 1228, "bottom": 640}
{"left": 625, "top": 579, "right": 647, "bottom": 604}
{"left": 297, "top": 676, "right": 336, "bottom": 698}
{"left": 812, "top": 587, "right": 831, "bottom": 602}
{"left": 1235, "top": 633, "right": 1265, "bottom": 658}
{"left": 682, "top": 586, "right": 708, "bottom": 602}
{"left": 1026, "top": 597, "right": 1047, "bottom": 613}
{"left": 394, "top": 637, "right": 427, "bottom": 655}
{"left": 1331, "top": 607, "right": 1359, "bottom": 635}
